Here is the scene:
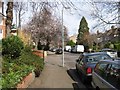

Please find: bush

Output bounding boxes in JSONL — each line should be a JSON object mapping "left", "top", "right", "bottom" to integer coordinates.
{"left": 2, "top": 35, "right": 24, "bottom": 59}
{"left": 2, "top": 51, "right": 44, "bottom": 88}
{"left": 18, "top": 51, "right": 44, "bottom": 77}
{"left": 114, "top": 43, "right": 120, "bottom": 51}
{"left": 2, "top": 57, "right": 34, "bottom": 88}
{"left": 37, "top": 41, "right": 42, "bottom": 50}
{"left": 23, "top": 45, "right": 32, "bottom": 53}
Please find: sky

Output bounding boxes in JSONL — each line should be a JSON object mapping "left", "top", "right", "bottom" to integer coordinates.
{"left": 3, "top": 0, "right": 120, "bottom": 37}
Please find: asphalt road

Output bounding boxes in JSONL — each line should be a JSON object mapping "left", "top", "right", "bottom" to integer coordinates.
{"left": 52, "top": 51, "right": 93, "bottom": 89}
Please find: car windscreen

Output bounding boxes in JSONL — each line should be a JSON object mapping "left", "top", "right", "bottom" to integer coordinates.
{"left": 85, "top": 54, "right": 112, "bottom": 63}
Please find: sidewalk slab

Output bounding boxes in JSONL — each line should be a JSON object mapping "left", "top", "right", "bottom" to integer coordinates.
{"left": 28, "top": 54, "right": 75, "bottom": 88}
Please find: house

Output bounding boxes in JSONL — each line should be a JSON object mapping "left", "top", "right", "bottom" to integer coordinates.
{"left": 69, "top": 34, "right": 77, "bottom": 43}
{"left": 96, "top": 26, "right": 120, "bottom": 48}
{"left": 0, "top": 2, "right": 6, "bottom": 40}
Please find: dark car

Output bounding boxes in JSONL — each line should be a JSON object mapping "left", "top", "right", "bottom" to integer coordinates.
{"left": 76, "top": 52, "right": 113, "bottom": 83}
{"left": 50, "top": 48, "right": 57, "bottom": 52}
{"left": 55, "top": 48, "right": 63, "bottom": 54}
{"left": 92, "top": 60, "right": 120, "bottom": 90}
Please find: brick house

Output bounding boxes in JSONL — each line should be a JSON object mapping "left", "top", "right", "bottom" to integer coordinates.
{"left": 0, "top": 2, "right": 6, "bottom": 40}
{"left": 97, "top": 26, "right": 120, "bottom": 48}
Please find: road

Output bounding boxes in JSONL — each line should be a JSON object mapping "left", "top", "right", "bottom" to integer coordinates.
{"left": 49, "top": 51, "right": 93, "bottom": 89}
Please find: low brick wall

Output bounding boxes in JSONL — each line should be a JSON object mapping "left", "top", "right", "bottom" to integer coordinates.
{"left": 17, "top": 71, "right": 35, "bottom": 89}
{"left": 32, "top": 50, "right": 47, "bottom": 58}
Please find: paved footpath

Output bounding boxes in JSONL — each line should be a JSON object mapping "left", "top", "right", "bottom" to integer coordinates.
{"left": 28, "top": 52, "right": 75, "bottom": 88}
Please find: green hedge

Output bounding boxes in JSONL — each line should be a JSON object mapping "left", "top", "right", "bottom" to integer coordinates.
{"left": 2, "top": 48, "right": 44, "bottom": 88}
{"left": 114, "top": 43, "right": 120, "bottom": 51}
{"left": 1, "top": 36, "right": 44, "bottom": 88}
{"left": 2, "top": 59, "right": 34, "bottom": 88}
{"left": 2, "top": 35, "right": 24, "bottom": 59}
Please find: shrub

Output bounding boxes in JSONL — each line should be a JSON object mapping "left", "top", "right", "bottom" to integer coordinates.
{"left": 2, "top": 51, "right": 44, "bottom": 88}
{"left": 2, "top": 60, "right": 34, "bottom": 88}
{"left": 23, "top": 45, "right": 32, "bottom": 53}
{"left": 114, "top": 43, "right": 120, "bottom": 51}
{"left": 2, "top": 35, "right": 24, "bottom": 59}
{"left": 18, "top": 51, "right": 44, "bottom": 77}
{"left": 37, "top": 41, "right": 42, "bottom": 50}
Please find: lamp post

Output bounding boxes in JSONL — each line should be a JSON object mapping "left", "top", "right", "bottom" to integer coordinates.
{"left": 62, "top": 8, "right": 64, "bottom": 67}
{"left": 61, "top": 7, "right": 70, "bottom": 67}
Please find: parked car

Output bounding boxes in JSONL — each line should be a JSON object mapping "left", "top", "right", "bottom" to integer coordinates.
{"left": 100, "top": 48, "right": 117, "bottom": 58}
{"left": 92, "top": 60, "right": 120, "bottom": 90}
{"left": 50, "top": 48, "right": 57, "bottom": 52}
{"left": 55, "top": 48, "right": 63, "bottom": 54}
{"left": 76, "top": 52, "right": 113, "bottom": 83}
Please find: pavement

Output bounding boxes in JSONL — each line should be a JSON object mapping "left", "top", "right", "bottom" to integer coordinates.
{"left": 28, "top": 51, "right": 76, "bottom": 88}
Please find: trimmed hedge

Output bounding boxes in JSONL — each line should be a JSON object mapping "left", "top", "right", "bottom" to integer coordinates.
{"left": 2, "top": 35, "right": 24, "bottom": 59}
{"left": 2, "top": 51, "right": 44, "bottom": 88}
{"left": 2, "top": 45, "right": 44, "bottom": 88}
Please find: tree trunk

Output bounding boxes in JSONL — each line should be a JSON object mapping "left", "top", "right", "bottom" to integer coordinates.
{"left": 5, "top": 2, "right": 13, "bottom": 37}
{"left": 18, "top": 10, "right": 21, "bottom": 28}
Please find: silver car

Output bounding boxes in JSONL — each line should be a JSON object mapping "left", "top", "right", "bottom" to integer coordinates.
{"left": 92, "top": 60, "right": 120, "bottom": 90}
{"left": 101, "top": 48, "right": 117, "bottom": 58}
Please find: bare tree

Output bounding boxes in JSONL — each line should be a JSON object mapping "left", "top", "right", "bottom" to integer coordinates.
{"left": 13, "top": 2, "right": 28, "bottom": 28}
{"left": 24, "top": 6, "right": 68, "bottom": 49}
{"left": 89, "top": 1, "right": 120, "bottom": 29}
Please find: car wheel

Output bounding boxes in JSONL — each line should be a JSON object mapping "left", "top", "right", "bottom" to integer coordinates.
{"left": 96, "top": 86, "right": 100, "bottom": 90}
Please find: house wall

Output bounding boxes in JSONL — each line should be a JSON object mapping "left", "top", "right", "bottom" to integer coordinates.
{"left": 0, "top": 2, "right": 6, "bottom": 39}
{"left": 69, "top": 35, "right": 77, "bottom": 43}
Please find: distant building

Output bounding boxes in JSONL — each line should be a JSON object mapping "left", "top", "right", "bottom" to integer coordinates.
{"left": 96, "top": 26, "right": 120, "bottom": 48}
{"left": 69, "top": 34, "right": 77, "bottom": 43}
{"left": 0, "top": 2, "right": 6, "bottom": 39}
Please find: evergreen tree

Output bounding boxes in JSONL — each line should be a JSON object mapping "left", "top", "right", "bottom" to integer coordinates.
{"left": 76, "top": 16, "right": 89, "bottom": 51}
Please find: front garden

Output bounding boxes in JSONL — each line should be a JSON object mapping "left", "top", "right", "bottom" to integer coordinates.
{"left": 1, "top": 35, "right": 44, "bottom": 89}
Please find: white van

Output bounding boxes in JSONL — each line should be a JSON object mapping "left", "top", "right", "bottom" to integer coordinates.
{"left": 74, "top": 45, "right": 84, "bottom": 53}
{"left": 65, "top": 46, "right": 71, "bottom": 52}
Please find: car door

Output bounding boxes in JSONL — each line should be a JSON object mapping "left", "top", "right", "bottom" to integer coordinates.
{"left": 93, "top": 62, "right": 109, "bottom": 88}
{"left": 76, "top": 55, "right": 83, "bottom": 72}
{"left": 78, "top": 56, "right": 86, "bottom": 75}
{"left": 105, "top": 64, "right": 120, "bottom": 89}
{"left": 76, "top": 55, "right": 83, "bottom": 69}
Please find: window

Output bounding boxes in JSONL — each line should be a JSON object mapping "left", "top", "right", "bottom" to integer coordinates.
{"left": 0, "top": 29, "right": 2, "bottom": 33}
{"left": 94, "top": 62, "right": 108, "bottom": 79}
{"left": 106, "top": 64, "right": 120, "bottom": 89}
{"left": 86, "top": 54, "right": 112, "bottom": 63}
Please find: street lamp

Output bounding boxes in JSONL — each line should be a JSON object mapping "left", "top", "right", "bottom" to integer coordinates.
{"left": 61, "top": 6, "right": 70, "bottom": 67}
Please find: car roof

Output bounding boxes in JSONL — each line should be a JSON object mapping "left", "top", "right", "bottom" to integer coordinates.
{"left": 83, "top": 52, "right": 108, "bottom": 56}
{"left": 99, "top": 59, "right": 120, "bottom": 65}
{"left": 102, "top": 48, "right": 112, "bottom": 50}
{"left": 101, "top": 48, "right": 116, "bottom": 51}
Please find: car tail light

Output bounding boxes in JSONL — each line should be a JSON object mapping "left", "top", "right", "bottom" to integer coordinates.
{"left": 87, "top": 67, "right": 92, "bottom": 74}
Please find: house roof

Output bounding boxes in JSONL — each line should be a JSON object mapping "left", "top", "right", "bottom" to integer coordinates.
{"left": 105, "top": 28, "right": 119, "bottom": 36}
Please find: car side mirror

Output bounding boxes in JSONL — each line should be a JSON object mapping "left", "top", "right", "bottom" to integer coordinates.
{"left": 76, "top": 59, "right": 79, "bottom": 62}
